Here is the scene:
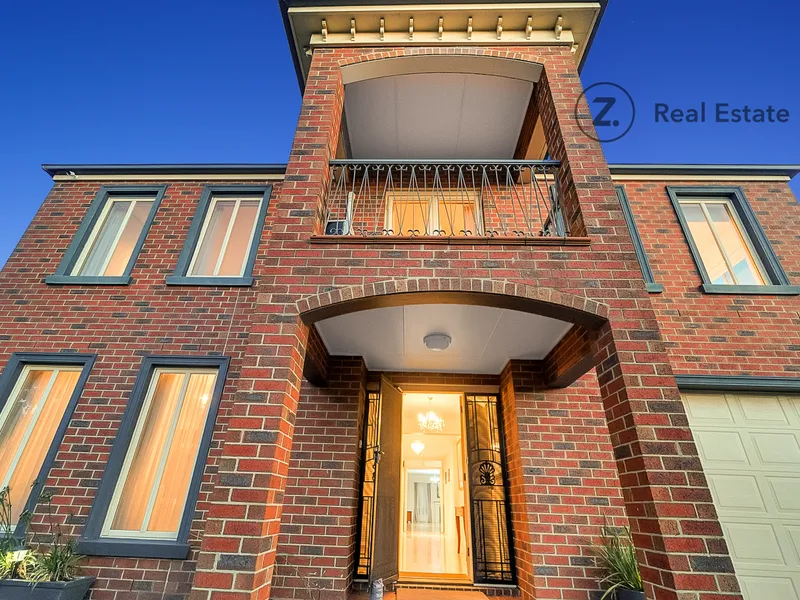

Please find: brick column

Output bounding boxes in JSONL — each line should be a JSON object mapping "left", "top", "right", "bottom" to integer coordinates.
{"left": 190, "top": 49, "right": 345, "bottom": 600}
{"left": 272, "top": 358, "right": 367, "bottom": 600}
{"left": 501, "top": 362, "right": 628, "bottom": 599}
{"left": 535, "top": 53, "right": 743, "bottom": 600}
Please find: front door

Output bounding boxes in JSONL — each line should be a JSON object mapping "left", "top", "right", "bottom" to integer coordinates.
{"left": 369, "top": 377, "right": 403, "bottom": 585}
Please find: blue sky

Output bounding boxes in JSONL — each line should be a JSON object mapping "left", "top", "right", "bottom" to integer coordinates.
{"left": 1, "top": 0, "right": 798, "bottom": 267}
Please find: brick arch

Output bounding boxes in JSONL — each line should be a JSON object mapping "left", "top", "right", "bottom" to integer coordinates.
{"left": 296, "top": 277, "right": 608, "bottom": 329}
{"left": 333, "top": 45, "right": 555, "bottom": 71}
{"left": 338, "top": 51, "right": 545, "bottom": 85}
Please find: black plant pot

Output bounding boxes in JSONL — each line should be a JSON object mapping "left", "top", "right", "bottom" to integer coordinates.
{"left": 616, "top": 589, "right": 645, "bottom": 600}
{"left": 0, "top": 576, "right": 95, "bottom": 600}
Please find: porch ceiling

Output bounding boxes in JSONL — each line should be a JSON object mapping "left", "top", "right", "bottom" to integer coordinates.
{"left": 344, "top": 72, "right": 533, "bottom": 159}
{"left": 314, "top": 303, "right": 572, "bottom": 373}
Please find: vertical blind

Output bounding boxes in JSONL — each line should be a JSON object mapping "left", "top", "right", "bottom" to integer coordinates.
{"left": 103, "top": 369, "right": 216, "bottom": 538}
{"left": 72, "top": 197, "right": 153, "bottom": 277}
{"left": 188, "top": 197, "right": 262, "bottom": 277}
{"left": 0, "top": 366, "right": 81, "bottom": 524}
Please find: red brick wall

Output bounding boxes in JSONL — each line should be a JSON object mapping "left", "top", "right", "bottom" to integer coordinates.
{"left": 501, "top": 364, "right": 628, "bottom": 599}
{"left": 0, "top": 178, "right": 281, "bottom": 600}
{"left": 620, "top": 179, "right": 800, "bottom": 376}
{"left": 272, "top": 357, "right": 367, "bottom": 600}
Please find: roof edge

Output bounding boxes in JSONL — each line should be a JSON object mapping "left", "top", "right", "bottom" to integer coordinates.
{"left": 279, "top": 0, "right": 608, "bottom": 93}
{"left": 42, "top": 162, "right": 800, "bottom": 180}
{"left": 608, "top": 164, "right": 800, "bottom": 178}
{"left": 42, "top": 164, "right": 289, "bottom": 178}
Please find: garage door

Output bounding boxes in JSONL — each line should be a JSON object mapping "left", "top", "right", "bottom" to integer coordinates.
{"left": 684, "top": 392, "right": 800, "bottom": 599}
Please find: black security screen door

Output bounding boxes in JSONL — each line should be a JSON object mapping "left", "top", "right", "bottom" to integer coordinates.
{"left": 355, "top": 390, "right": 380, "bottom": 580}
{"left": 464, "top": 393, "right": 515, "bottom": 584}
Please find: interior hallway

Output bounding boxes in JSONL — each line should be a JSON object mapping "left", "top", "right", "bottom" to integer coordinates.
{"left": 401, "top": 522, "right": 468, "bottom": 576}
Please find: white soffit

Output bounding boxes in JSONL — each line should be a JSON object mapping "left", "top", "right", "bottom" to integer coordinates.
{"left": 315, "top": 304, "right": 572, "bottom": 373}
{"left": 344, "top": 72, "right": 533, "bottom": 159}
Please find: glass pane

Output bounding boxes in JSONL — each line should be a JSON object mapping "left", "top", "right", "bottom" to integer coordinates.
{"left": 0, "top": 368, "right": 79, "bottom": 523}
{"left": 76, "top": 200, "right": 131, "bottom": 276}
{"left": 110, "top": 372, "right": 184, "bottom": 532}
{"left": 706, "top": 203, "right": 765, "bottom": 285}
{"left": 102, "top": 200, "right": 152, "bottom": 276}
{"left": 189, "top": 200, "right": 236, "bottom": 276}
{"left": 438, "top": 199, "right": 476, "bottom": 236}
{"left": 681, "top": 203, "right": 734, "bottom": 285}
{"left": 147, "top": 372, "right": 215, "bottom": 533}
{"left": 217, "top": 200, "right": 260, "bottom": 276}
{"left": 391, "top": 198, "right": 429, "bottom": 236}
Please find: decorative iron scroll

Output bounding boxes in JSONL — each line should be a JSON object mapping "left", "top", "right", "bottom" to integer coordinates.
{"left": 465, "top": 394, "right": 515, "bottom": 585}
{"left": 355, "top": 391, "right": 381, "bottom": 579}
{"left": 323, "top": 160, "right": 565, "bottom": 239}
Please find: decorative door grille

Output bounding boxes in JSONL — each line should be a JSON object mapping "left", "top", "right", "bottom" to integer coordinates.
{"left": 464, "top": 393, "right": 515, "bottom": 584}
{"left": 355, "top": 391, "right": 381, "bottom": 579}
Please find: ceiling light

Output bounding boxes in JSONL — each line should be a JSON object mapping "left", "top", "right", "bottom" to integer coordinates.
{"left": 423, "top": 333, "right": 451, "bottom": 352}
{"left": 418, "top": 396, "right": 445, "bottom": 433}
{"left": 411, "top": 440, "right": 425, "bottom": 455}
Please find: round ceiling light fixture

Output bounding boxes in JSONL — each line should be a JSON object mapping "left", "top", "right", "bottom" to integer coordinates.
{"left": 411, "top": 440, "right": 425, "bottom": 455}
{"left": 423, "top": 333, "right": 452, "bottom": 352}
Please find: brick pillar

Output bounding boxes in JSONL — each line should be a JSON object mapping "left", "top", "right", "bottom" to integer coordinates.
{"left": 501, "top": 361, "right": 628, "bottom": 600}
{"left": 272, "top": 358, "right": 367, "bottom": 600}
{"left": 535, "top": 52, "right": 742, "bottom": 599}
{"left": 190, "top": 49, "right": 345, "bottom": 600}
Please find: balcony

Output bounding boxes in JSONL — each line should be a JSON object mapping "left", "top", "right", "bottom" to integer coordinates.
{"left": 317, "top": 160, "right": 581, "bottom": 244}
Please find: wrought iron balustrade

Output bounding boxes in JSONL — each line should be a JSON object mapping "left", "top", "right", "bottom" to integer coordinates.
{"left": 322, "top": 160, "right": 566, "bottom": 239}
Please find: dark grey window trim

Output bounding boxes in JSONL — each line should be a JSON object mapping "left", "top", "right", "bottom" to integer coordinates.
{"left": 0, "top": 352, "right": 96, "bottom": 537}
{"left": 165, "top": 185, "right": 272, "bottom": 287}
{"left": 666, "top": 186, "right": 798, "bottom": 295}
{"left": 615, "top": 185, "right": 663, "bottom": 293}
{"left": 45, "top": 185, "right": 167, "bottom": 286}
{"left": 77, "top": 355, "right": 229, "bottom": 559}
{"left": 676, "top": 375, "right": 800, "bottom": 393}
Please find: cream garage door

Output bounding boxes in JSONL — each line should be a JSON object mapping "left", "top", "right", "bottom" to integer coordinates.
{"left": 684, "top": 392, "right": 800, "bottom": 599}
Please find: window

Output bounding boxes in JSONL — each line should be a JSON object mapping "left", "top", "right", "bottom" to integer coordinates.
{"left": 166, "top": 186, "right": 272, "bottom": 286}
{"left": 679, "top": 199, "right": 765, "bottom": 285}
{"left": 79, "top": 356, "right": 228, "bottom": 558}
{"left": 668, "top": 187, "right": 798, "bottom": 295}
{"left": 615, "top": 186, "right": 663, "bottom": 293}
{"left": 46, "top": 186, "right": 166, "bottom": 285}
{"left": 386, "top": 190, "right": 480, "bottom": 236}
{"left": 0, "top": 354, "right": 95, "bottom": 529}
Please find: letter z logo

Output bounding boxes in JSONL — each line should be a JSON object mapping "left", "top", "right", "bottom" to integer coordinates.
{"left": 592, "top": 96, "right": 617, "bottom": 127}
{"left": 574, "top": 82, "right": 636, "bottom": 143}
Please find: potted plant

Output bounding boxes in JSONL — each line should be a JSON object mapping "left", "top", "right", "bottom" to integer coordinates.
{"left": 0, "top": 486, "right": 94, "bottom": 600}
{"left": 594, "top": 523, "right": 645, "bottom": 600}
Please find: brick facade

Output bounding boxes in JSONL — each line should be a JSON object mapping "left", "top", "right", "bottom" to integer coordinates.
{"left": 621, "top": 179, "right": 800, "bottom": 377}
{"left": 3, "top": 25, "right": 798, "bottom": 600}
{"left": 0, "top": 178, "right": 281, "bottom": 599}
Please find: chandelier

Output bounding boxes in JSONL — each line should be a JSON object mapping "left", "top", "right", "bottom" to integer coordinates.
{"left": 418, "top": 397, "right": 445, "bottom": 433}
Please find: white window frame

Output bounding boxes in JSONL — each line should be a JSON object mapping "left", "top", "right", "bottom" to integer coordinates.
{"left": 186, "top": 196, "right": 263, "bottom": 278}
{"left": 70, "top": 196, "right": 153, "bottom": 277}
{"left": 0, "top": 365, "right": 83, "bottom": 518}
{"left": 100, "top": 367, "right": 218, "bottom": 541}
{"left": 678, "top": 197, "right": 769, "bottom": 286}
{"left": 384, "top": 190, "right": 482, "bottom": 236}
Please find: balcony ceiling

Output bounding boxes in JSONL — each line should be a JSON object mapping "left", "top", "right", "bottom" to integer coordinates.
{"left": 344, "top": 72, "right": 533, "bottom": 159}
{"left": 315, "top": 303, "right": 572, "bottom": 373}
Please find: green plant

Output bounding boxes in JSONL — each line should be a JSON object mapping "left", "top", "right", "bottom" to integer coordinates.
{"left": 593, "top": 523, "right": 643, "bottom": 599}
{"left": 25, "top": 490, "right": 84, "bottom": 583}
{"left": 0, "top": 485, "right": 34, "bottom": 581}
